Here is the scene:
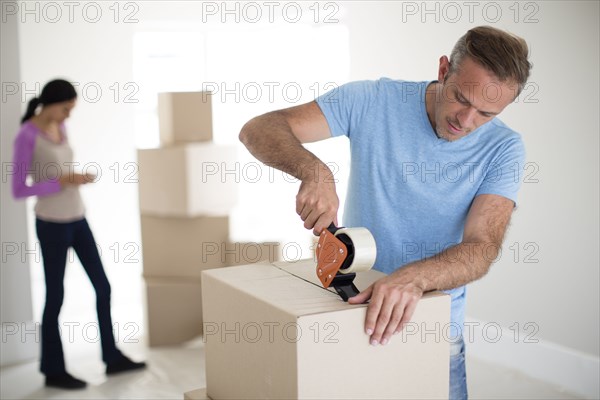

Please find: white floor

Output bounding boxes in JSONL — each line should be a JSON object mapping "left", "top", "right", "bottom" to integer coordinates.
{"left": 0, "top": 335, "right": 584, "bottom": 400}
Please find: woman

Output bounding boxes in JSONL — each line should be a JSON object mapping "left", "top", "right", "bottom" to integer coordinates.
{"left": 12, "top": 79, "right": 146, "bottom": 390}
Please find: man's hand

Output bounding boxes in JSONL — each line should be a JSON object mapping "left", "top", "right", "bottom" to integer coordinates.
{"left": 347, "top": 194, "right": 515, "bottom": 346}
{"left": 296, "top": 164, "right": 339, "bottom": 235}
{"left": 239, "top": 101, "right": 335, "bottom": 235}
{"left": 348, "top": 268, "right": 424, "bottom": 346}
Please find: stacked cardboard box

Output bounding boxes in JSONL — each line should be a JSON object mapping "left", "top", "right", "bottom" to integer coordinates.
{"left": 138, "top": 92, "right": 279, "bottom": 346}
{"left": 183, "top": 388, "right": 210, "bottom": 400}
{"left": 186, "top": 259, "right": 450, "bottom": 399}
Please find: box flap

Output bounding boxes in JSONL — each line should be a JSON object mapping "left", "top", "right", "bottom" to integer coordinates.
{"left": 202, "top": 261, "right": 366, "bottom": 317}
{"left": 273, "top": 258, "right": 386, "bottom": 292}
{"left": 274, "top": 258, "right": 448, "bottom": 301}
{"left": 202, "top": 259, "right": 447, "bottom": 319}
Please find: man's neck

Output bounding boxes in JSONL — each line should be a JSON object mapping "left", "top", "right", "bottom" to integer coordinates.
{"left": 425, "top": 81, "right": 440, "bottom": 136}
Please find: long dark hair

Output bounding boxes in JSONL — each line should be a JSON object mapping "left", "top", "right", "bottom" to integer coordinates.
{"left": 21, "top": 79, "right": 77, "bottom": 124}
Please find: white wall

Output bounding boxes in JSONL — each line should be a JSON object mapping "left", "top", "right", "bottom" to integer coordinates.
{"left": 16, "top": 5, "right": 144, "bottom": 340}
{"left": 466, "top": 1, "right": 600, "bottom": 355}
{"left": 1, "top": 8, "right": 37, "bottom": 366}
{"left": 341, "top": 0, "right": 600, "bottom": 357}
{"left": 339, "top": 2, "right": 599, "bottom": 396}
{"left": 8, "top": 0, "right": 599, "bottom": 395}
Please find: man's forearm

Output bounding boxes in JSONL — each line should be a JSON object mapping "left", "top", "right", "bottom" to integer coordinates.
{"left": 349, "top": 195, "right": 514, "bottom": 344}
{"left": 240, "top": 105, "right": 339, "bottom": 234}
{"left": 239, "top": 111, "right": 328, "bottom": 181}
{"left": 398, "top": 240, "right": 500, "bottom": 292}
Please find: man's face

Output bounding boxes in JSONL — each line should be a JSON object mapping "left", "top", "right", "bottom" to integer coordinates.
{"left": 432, "top": 56, "right": 518, "bottom": 141}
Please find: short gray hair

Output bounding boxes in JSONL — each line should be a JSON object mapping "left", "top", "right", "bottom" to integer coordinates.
{"left": 449, "top": 26, "right": 532, "bottom": 96}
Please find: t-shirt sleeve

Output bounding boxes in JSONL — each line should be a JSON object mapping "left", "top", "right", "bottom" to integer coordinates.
{"left": 476, "top": 135, "right": 526, "bottom": 206}
{"left": 315, "top": 80, "right": 379, "bottom": 138}
{"left": 12, "top": 126, "right": 61, "bottom": 199}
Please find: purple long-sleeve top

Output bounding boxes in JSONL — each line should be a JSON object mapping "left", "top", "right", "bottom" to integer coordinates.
{"left": 12, "top": 121, "right": 85, "bottom": 222}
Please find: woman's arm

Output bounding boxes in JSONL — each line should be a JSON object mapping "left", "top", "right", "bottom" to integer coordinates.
{"left": 11, "top": 127, "right": 61, "bottom": 199}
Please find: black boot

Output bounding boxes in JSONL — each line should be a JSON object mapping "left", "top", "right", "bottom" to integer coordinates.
{"left": 45, "top": 373, "right": 87, "bottom": 389}
{"left": 106, "top": 355, "right": 146, "bottom": 375}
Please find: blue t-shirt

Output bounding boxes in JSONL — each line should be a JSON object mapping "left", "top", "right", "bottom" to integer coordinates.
{"left": 316, "top": 79, "right": 525, "bottom": 338}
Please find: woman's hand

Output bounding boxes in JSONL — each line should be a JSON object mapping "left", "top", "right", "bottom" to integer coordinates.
{"left": 59, "top": 173, "right": 95, "bottom": 186}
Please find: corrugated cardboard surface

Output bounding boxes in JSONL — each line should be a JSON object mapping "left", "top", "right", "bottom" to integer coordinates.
{"left": 140, "top": 215, "right": 230, "bottom": 279}
{"left": 137, "top": 143, "right": 237, "bottom": 217}
{"left": 185, "top": 144, "right": 238, "bottom": 216}
{"left": 202, "top": 260, "right": 450, "bottom": 399}
{"left": 140, "top": 214, "right": 280, "bottom": 279}
{"left": 224, "top": 242, "right": 281, "bottom": 266}
{"left": 145, "top": 278, "right": 203, "bottom": 347}
{"left": 183, "top": 387, "right": 211, "bottom": 400}
{"left": 158, "top": 91, "right": 212, "bottom": 145}
{"left": 138, "top": 146, "right": 187, "bottom": 215}
{"left": 203, "top": 264, "right": 297, "bottom": 398}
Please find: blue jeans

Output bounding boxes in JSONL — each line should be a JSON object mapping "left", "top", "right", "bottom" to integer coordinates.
{"left": 36, "top": 217, "right": 122, "bottom": 375}
{"left": 450, "top": 338, "right": 468, "bottom": 399}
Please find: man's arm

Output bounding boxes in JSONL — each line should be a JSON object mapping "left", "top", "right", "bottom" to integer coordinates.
{"left": 239, "top": 101, "right": 339, "bottom": 234}
{"left": 348, "top": 194, "right": 515, "bottom": 345}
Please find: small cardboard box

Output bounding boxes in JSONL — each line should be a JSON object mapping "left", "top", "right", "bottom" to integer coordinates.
{"left": 138, "top": 143, "right": 237, "bottom": 217}
{"left": 183, "top": 388, "right": 211, "bottom": 400}
{"left": 202, "top": 260, "right": 450, "bottom": 399}
{"left": 158, "top": 91, "right": 213, "bottom": 145}
{"left": 145, "top": 278, "right": 203, "bottom": 347}
{"left": 140, "top": 215, "right": 230, "bottom": 279}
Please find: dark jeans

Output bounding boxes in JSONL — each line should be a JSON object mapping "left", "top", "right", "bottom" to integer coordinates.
{"left": 36, "top": 217, "right": 122, "bottom": 376}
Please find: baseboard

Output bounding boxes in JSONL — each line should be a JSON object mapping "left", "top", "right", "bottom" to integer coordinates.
{"left": 465, "top": 316, "right": 599, "bottom": 399}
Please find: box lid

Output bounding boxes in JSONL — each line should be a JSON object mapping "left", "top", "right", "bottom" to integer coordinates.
{"left": 202, "top": 259, "right": 446, "bottom": 317}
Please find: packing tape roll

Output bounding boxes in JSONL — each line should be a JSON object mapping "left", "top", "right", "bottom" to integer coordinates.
{"left": 334, "top": 227, "right": 377, "bottom": 274}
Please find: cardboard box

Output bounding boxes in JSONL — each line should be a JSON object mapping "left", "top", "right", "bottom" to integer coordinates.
{"left": 141, "top": 215, "right": 230, "bottom": 279}
{"left": 138, "top": 143, "right": 237, "bottom": 217}
{"left": 145, "top": 278, "right": 203, "bottom": 347}
{"left": 184, "top": 388, "right": 211, "bottom": 400}
{"left": 222, "top": 241, "right": 280, "bottom": 267}
{"left": 202, "top": 260, "right": 450, "bottom": 399}
{"left": 159, "top": 91, "right": 213, "bottom": 145}
{"left": 140, "top": 214, "right": 280, "bottom": 279}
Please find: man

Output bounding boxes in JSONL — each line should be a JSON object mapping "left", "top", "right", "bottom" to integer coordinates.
{"left": 239, "top": 26, "right": 531, "bottom": 399}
